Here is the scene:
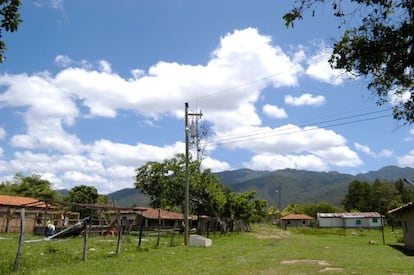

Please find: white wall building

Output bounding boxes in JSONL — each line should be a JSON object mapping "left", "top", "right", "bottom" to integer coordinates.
{"left": 317, "top": 212, "right": 383, "bottom": 229}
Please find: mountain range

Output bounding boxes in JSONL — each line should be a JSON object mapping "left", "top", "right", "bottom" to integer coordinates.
{"left": 107, "top": 166, "right": 414, "bottom": 208}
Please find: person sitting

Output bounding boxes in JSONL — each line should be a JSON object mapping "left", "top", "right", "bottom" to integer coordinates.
{"left": 46, "top": 220, "right": 56, "bottom": 236}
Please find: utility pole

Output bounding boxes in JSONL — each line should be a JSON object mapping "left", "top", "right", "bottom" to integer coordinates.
{"left": 184, "top": 102, "right": 202, "bottom": 246}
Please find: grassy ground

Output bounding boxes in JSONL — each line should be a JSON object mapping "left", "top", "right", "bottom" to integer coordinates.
{"left": 0, "top": 225, "right": 412, "bottom": 274}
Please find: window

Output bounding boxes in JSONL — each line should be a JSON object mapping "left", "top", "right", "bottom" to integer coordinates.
{"left": 372, "top": 218, "right": 378, "bottom": 223}
{"left": 404, "top": 220, "right": 408, "bottom": 233}
{"left": 355, "top": 219, "right": 361, "bottom": 225}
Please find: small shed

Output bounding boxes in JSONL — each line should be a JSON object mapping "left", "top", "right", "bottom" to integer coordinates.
{"left": 280, "top": 213, "right": 314, "bottom": 228}
{"left": 388, "top": 202, "right": 414, "bottom": 250}
{"left": 317, "top": 212, "right": 383, "bottom": 229}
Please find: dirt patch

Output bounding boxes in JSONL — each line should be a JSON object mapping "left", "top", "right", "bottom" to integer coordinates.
{"left": 281, "top": 259, "right": 344, "bottom": 273}
{"left": 281, "top": 260, "right": 331, "bottom": 266}
{"left": 319, "top": 267, "right": 345, "bottom": 272}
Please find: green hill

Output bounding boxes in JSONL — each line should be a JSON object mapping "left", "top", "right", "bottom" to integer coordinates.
{"left": 108, "top": 166, "right": 414, "bottom": 208}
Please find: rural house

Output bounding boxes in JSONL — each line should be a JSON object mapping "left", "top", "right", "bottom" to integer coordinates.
{"left": 388, "top": 202, "right": 414, "bottom": 250}
{"left": 0, "top": 194, "right": 79, "bottom": 234}
{"left": 280, "top": 213, "right": 314, "bottom": 228}
{"left": 106, "top": 207, "right": 197, "bottom": 231}
{"left": 317, "top": 212, "right": 383, "bottom": 229}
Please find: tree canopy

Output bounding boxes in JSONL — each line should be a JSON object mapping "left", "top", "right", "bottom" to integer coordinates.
{"left": 342, "top": 178, "right": 414, "bottom": 214}
{"left": 0, "top": 173, "right": 60, "bottom": 200}
{"left": 284, "top": 0, "right": 414, "bottom": 123}
{"left": 0, "top": 0, "right": 22, "bottom": 62}
{"left": 134, "top": 154, "right": 267, "bottom": 231}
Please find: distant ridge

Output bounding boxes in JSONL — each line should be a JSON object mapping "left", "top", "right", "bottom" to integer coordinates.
{"left": 107, "top": 166, "right": 414, "bottom": 208}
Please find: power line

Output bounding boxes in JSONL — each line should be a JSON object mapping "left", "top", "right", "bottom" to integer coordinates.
{"left": 205, "top": 109, "right": 391, "bottom": 147}
{"left": 186, "top": 68, "right": 300, "bottom": 104}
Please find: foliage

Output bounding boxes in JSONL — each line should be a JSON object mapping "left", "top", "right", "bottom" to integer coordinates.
{"left": 342, "top": 180, "right": 372, "bottom": 211}
{"left": 0, "top": 173, "right": 60, "bottom": 201}
{"left": 64, "top": 185, "right": 99, "bottom": 218}
{"left": 284, "top": 0, "right": 414, "bottom": 123}
{"left": 298, "top": 202, "right": 341, "bottom": 217}
{"left": 135, "top": 155, "right": 267, "bottom": 230}
{"left": 135, "top": 154, "right": 228, "bottom": 216}
{"left": 64, "top": 185, "right": 99, "bottom": 204}
{"left": 342, "top": 178, "right": 414, "bottom": 213}
{"left": 0, "top": 0, "right": 22, "bottom": 62}
{"left": 224, "top": 190, "right": 268, "bottom": 229}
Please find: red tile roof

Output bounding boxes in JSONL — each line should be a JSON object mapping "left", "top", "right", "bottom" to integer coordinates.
{"left": 0, "top": 194, "right": 49, "bottom": 208}
{"left": 281, "top": 213, "right": 314, "bottom": 220}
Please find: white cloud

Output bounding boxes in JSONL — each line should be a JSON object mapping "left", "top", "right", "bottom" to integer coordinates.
{"left": 398, "top": 149, "right": 414, "bottom": 167}
{"left": 263, "top": 104, "right": 287, "bottom": 119}
{"left": 99, "top": 60, "right": 112, "bottom": 74}
{"left": 354, "top": 143, "right": 393, "bottom": 159}
{"left": 354, "top": 143, "right": 376, "bottom": 157}
{"left": 284, "top": 93, "right": 325, "bottom": 106}
{"left": 389, "top": 89, "right": 411, "bottom": 106}
{"left": 33, "top": 0, "right": 64, "bottom": 9}
{"left": 306, "top": 48, "right": 353, "bottom": 85}
{"left": 0, "top": 28, "right": 366, "bottom": 193}
{"left": 54, "top": 55, "right": 73, "bottom": 67}
{"left": 0, "top": 127, "right": 5, "bottom": 139}
{"left": 378, "top": 149, "right": 393, "bottom": 158}
{"left": 201, "top": 157, "right": 231, "bottom": 172}
{"left": 245, "top": 153, "right": 328, "bottom": 171}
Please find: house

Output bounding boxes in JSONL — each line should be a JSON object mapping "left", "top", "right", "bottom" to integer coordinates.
{"left": 317, "top": 212, "right": 383, "bottom": 229}
{"left": 0, "top": 194, "right": 52, "bottom": 233}
{"left": 388, "top": 202, "right": 414, "bottom": 250}
{"left": 0, "top": 194, "right": 79, "bottom": 234}
{"left": 105, "top": 207, "right": 197, "bottom": 231}
{"left": 280, "top": 213, "right": 314, "bottom": 228}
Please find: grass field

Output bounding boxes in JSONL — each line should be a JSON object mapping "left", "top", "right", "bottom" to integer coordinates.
{"left": 1, "top": 225, "right": 413, "bottom": 274}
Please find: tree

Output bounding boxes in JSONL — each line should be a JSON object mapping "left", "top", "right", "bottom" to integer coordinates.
{"left": 135, "top": 154, "right": 228, "bottom": 216}
{"left": 395, "top": 178, "right": 414, "bottom": 203}
{"left": 64, "top": 185, "right": 99, "bottom": 218}
{"left": 224, "top": 190, "right": 267, "bottom": 231}
{"left": 342, "top": 180, "right": 371, "bottom": 211}
{"left": 0, "top": 173, "right": 60, "bottom": 201}
{"left": 190, "top": 167, "right": 227, "bottom": 218}
{"left": 370, "top": 179, "right": 400, "bottom": 214}
{"left": 299, "top": 202, "right": 341, "bottom": 218}
{"left": 0, "top": 0, "right": 22, "bottom": 62}
{"left": 135, "top": 154, "right": 229, "bottom": 243}
{"left": 284, "top": 1, "right": 414, "bottom": 123}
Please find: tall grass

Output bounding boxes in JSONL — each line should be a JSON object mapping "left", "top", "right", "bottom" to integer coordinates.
{"left": 0, "top": 225, "right": 412, "bottom": 274}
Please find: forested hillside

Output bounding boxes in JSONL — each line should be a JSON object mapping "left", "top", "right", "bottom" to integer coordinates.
{"left": 109, "top": 166, "right": 414, "bottom": 208}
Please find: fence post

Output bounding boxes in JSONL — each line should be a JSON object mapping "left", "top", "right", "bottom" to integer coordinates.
{"left": 14, "top": 207, "right": 25, "bottom": 272}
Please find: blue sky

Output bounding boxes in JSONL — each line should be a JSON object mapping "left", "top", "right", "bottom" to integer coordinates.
{"left": 0, "top": 0, "right": 413, "bottom": 194}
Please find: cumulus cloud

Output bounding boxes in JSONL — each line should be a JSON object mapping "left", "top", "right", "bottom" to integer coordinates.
{"left": 284, "top": 93, "right": 325, "bottom": 106}
{"left": 0, "top": 28, "right": 364, "bottom": 193}
{"left": 354, "top": 143, "right": 393, "bottom": 159}
{"left": 201, "top": 157, "right": 231, "bottom": 172}
{"left": 398, "top": 149, "right": 414, "bottom": 167}
{"left": 262, "top": 104, "right": 287, "bottom": 119}
{"left": 306, "top": 48, "right": 353, "bottom": 85}
{"left": 245, "top": 153, "right": 328, "bottom": 171}
{"left": 212, "top": 124, "right": 361, "bottom": 170}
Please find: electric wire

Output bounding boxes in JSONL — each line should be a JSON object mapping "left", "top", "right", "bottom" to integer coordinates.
{"left": 204, "top": 108, "right": 391, "bottom": 147}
